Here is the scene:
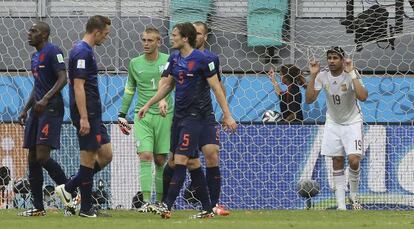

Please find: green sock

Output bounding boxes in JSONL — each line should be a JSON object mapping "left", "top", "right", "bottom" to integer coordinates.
{"left": 155, "top": 164, "right": 164, "bottom": 202}
{"left": 140, "top": 160, "right": 153, "bottom": 202}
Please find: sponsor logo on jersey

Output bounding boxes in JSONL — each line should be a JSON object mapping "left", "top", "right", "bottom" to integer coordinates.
{"left": 341, "top": 84, "right": 348, "bottom": 92}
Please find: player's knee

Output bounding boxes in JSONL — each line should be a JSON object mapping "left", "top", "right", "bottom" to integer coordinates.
{"left": 187, "top": 159, "right": 201, "bottom": 170}
{"left": 348, "top": 154, "right": 361, "bottom": 170}
{"left": 332, "top": 156, "right": 345, "bottom": 170}
{"left": 202, "top": 144, "right": 219, "bottom": 167}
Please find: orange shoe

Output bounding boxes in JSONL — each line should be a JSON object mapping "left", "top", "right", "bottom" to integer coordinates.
{"left": 212, "top": 204, "right": 230, "bottom": 216}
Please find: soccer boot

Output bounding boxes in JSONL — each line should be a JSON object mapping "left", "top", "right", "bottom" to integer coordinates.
{"left": 213, "top": 204, "right": 230, "bottom": 216}
{"left": 190, "top": 210, "right": 214, "bottom": 219}
{"left": 18, "top": 208, "right": 46, "bottom": 217}
{"left": 137, "top": 202, "right": 151, "bottom": 213}
{"left": 149, "top": 202, "right": 171, "bottom": 219}
{"left": 349, "top": 196, "right": 363, "bottom": 210}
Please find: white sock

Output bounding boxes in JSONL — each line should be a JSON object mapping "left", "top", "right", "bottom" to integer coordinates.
{"left": 348, "top": 167, "right": 360, "bottom": 202}
{"left": 333, "top": 169, "right": 346, "bottom": 210}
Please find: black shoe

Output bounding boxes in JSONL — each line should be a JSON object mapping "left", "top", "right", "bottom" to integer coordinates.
{"left": 79, "top": 208, "right": 97, "bottom": 218}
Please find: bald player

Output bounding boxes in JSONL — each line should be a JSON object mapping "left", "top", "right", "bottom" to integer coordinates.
{"left": 18, "top": 21, "right": 69, "bottom": 217}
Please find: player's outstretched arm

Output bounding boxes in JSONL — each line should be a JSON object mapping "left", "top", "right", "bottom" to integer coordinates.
{"left": 207, "top": 74, "right": 237, "bottom": 132}
{"left": 305, "top": 60, "right": 321, "bottom": 104}
{"left": 344, "top": 58, "right": 368, "bottom": 102}
{"left": 34, "top": 70, "right": 67, "bottom": 115}
{"left": 18, "top": 88, "right": 35, "bottom": 125}
{"left": 138, "top": 75, "right": 174, "bottom": 119}
{"left": 74, "top": 78, "right": 90, "bottom": 136}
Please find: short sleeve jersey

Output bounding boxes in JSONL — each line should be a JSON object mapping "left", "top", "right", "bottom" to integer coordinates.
{"left": 279, "top": 84, "right": 303, "bottom": 122}
{"left": 68, "top": 40, "right": 101, "bottom": 119}
{"left": 162, "top": 49, "right": 217, "bottom": 119}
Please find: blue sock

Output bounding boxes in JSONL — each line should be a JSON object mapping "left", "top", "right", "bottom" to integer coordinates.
{"left": 29, "top": 160, "right": 44, "bottom": 210}
{"left": 42, "top": 158, "right": 67, "bottom": 185}
{"left": 162, "top": 164, "right": 174, "bottom": 202}
{"left": 190, "top": 167, "right": 212, "bottom": 212}
{"left": 79, "top": 165, "right": 94, "bottom": 212}
{"left": 65, "top": 167, "right": 83, "bottom": 193}
{"left": 206, "top": 166, "right": 221, "bottom": 206}
{"left": 165, "top": 164, "right": 186, "bottom": 210}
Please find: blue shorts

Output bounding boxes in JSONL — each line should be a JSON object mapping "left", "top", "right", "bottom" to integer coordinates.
{"left": 23, "top": 111, "right": 63, "bottom": 150}
{"left": 170, "top": 114, "right": 219, "bottom": 158}
{"left": 72, "top": 118, "right": 110, "bottom": 151}
{"left": 198, "top": 114, "right": 220, "bottom": 149}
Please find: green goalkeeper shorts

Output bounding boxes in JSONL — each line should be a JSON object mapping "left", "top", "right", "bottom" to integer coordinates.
{"left": 133, "top": 112, "right": 173, "bottom": 154}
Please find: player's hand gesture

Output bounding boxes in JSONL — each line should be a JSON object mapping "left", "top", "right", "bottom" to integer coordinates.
{"left": 18, "top": 110, "right": 27, "bottom": 126}
{"left": 344, "top": 58, "right": 354, "bottom": 73}
{"left": 34, "top": 98, "right": 48, "bottom": 116}
{"left": 267, "top": 67, "right": 277, "bottom": 82}
{"left": 222, "top": 115, "right": 237, "bottom": 133}
{"left": 138, "top": 105, "right": 149, "bottom": 119}
{"left": 309, "top": 59, "right": 320, "bottom": 77}
{"left": 118, "top": 116, "right": 131, "bottom": 135}
{"left": 159, "top": 99, "right": 168, "bottom": 117}
{"left": 79, "top": 117, "right": 90, "bottom": 136}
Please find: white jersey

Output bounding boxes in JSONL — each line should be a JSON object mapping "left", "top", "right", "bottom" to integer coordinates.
{"left": 314, "top": 70, "right": 363, "bottom": 125}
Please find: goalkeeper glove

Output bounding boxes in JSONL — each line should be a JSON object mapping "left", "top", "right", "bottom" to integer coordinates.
{"left": 118, "top": 112, "right": 131, "bottom": 135}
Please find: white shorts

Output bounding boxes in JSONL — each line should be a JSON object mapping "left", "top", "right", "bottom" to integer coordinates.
{"left": 321, "top": 121, "right": 363, "bottom": 157}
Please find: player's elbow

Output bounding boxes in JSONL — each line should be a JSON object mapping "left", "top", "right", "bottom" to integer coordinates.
{"left": 358, "top": 94, "right": 368, "bottom": 102}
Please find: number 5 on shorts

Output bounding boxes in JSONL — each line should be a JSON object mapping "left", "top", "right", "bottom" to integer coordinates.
{"left": 181, "top": 133, "right": 190, "bottom": 147}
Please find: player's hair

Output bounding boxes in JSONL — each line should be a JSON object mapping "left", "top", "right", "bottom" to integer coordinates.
{"left": 173, "top": 22, "right": 197, "bottom": 48}
{"left": 144, "top": 27, "right": 161, "bottom": 40}
{"left": 280, "top": 64, "right": 306, "bottom": 87}
{"left": 193, "top": 21, "right": 209, "bottom": 35}
{"left": 35, "top": 21, "right": 50, "bottom": 39}
{"left": 86, "top": 15, "right": 111, "bottom": 33}
{"left": 326, "top": 46, "right": 345, "bottom": 59}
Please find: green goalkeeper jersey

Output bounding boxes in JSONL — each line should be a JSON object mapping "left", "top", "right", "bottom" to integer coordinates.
{"left": 120, "top": 52, "right": 173, "bottom": 115}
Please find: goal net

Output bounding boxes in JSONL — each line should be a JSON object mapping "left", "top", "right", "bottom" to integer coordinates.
{"left": 1, "top": 0, "right": 414, "bottom": 210}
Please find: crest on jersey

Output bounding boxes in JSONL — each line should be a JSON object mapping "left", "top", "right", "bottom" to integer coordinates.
{"left": 39, "top": 53, "right": 45, "bottom": 62}
{"left": 341, "top": 84, "right": 348, "bottom": 92}
{"left": 187, "top": 61, "right": 196, "bottom": 71}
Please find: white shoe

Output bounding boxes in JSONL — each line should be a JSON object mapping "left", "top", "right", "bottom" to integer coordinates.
{"left": 137, "top": 202, "right": 151, "bottom": 213}
{"left": 55, "top": 185, "right": 75, "bottom": 209}
{"left": 349, "top": 196, "right": 363, "bottom": 210}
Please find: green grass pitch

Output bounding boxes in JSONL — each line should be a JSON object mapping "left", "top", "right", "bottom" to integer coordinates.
{"left": 1, "top": 209, "right": 414, "bottom": 229}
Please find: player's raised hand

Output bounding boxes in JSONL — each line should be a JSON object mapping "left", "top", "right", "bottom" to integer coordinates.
{"left": 117, "top": 115, "right": 131, "bottom": 135}
{"left": 79, "top": 117, "right": 90, "bottom": 136}
{"left": 344, "top": 58, "right": 354, "bottom": 73}
{"left": 267, "top": 67, "right": 277, "bottom": 82}
{"left": 222, "top": 115, "right": 237, "bottom": 133}
{"left": 33, "top": 98, "right": 48, "bottom": 116}
{"left": 138, "top": 105, "right": 149, "bottom": 119}
{"left": 18, "top": 110, "right": 27, "bottom": 126}
{"left": 309, "top": 59, "right": 320, "bottom": 77}
{"left": 159, "top": 99, "right": 168, "bottom": 117}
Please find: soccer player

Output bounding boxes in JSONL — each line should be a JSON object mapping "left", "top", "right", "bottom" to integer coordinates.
{"left": 267, "top": 64, "right": 305, "bottom": 123}
{"left": 138, "top": 22, "right": 237, "bottom": 219}
{"left": 17, "top": 22, "right": 68, "bottom": 217}
{"left": 118, "top": 27, "right": 172, "bottom": 212}
{"left": 181, "top": 21, "right": 229, "bottom": 216}
{"left": 305, "top": 46, "right": 368, "bottom": 210}
{"left": 55, "top": 15, "right": 113, "bottom": 217}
